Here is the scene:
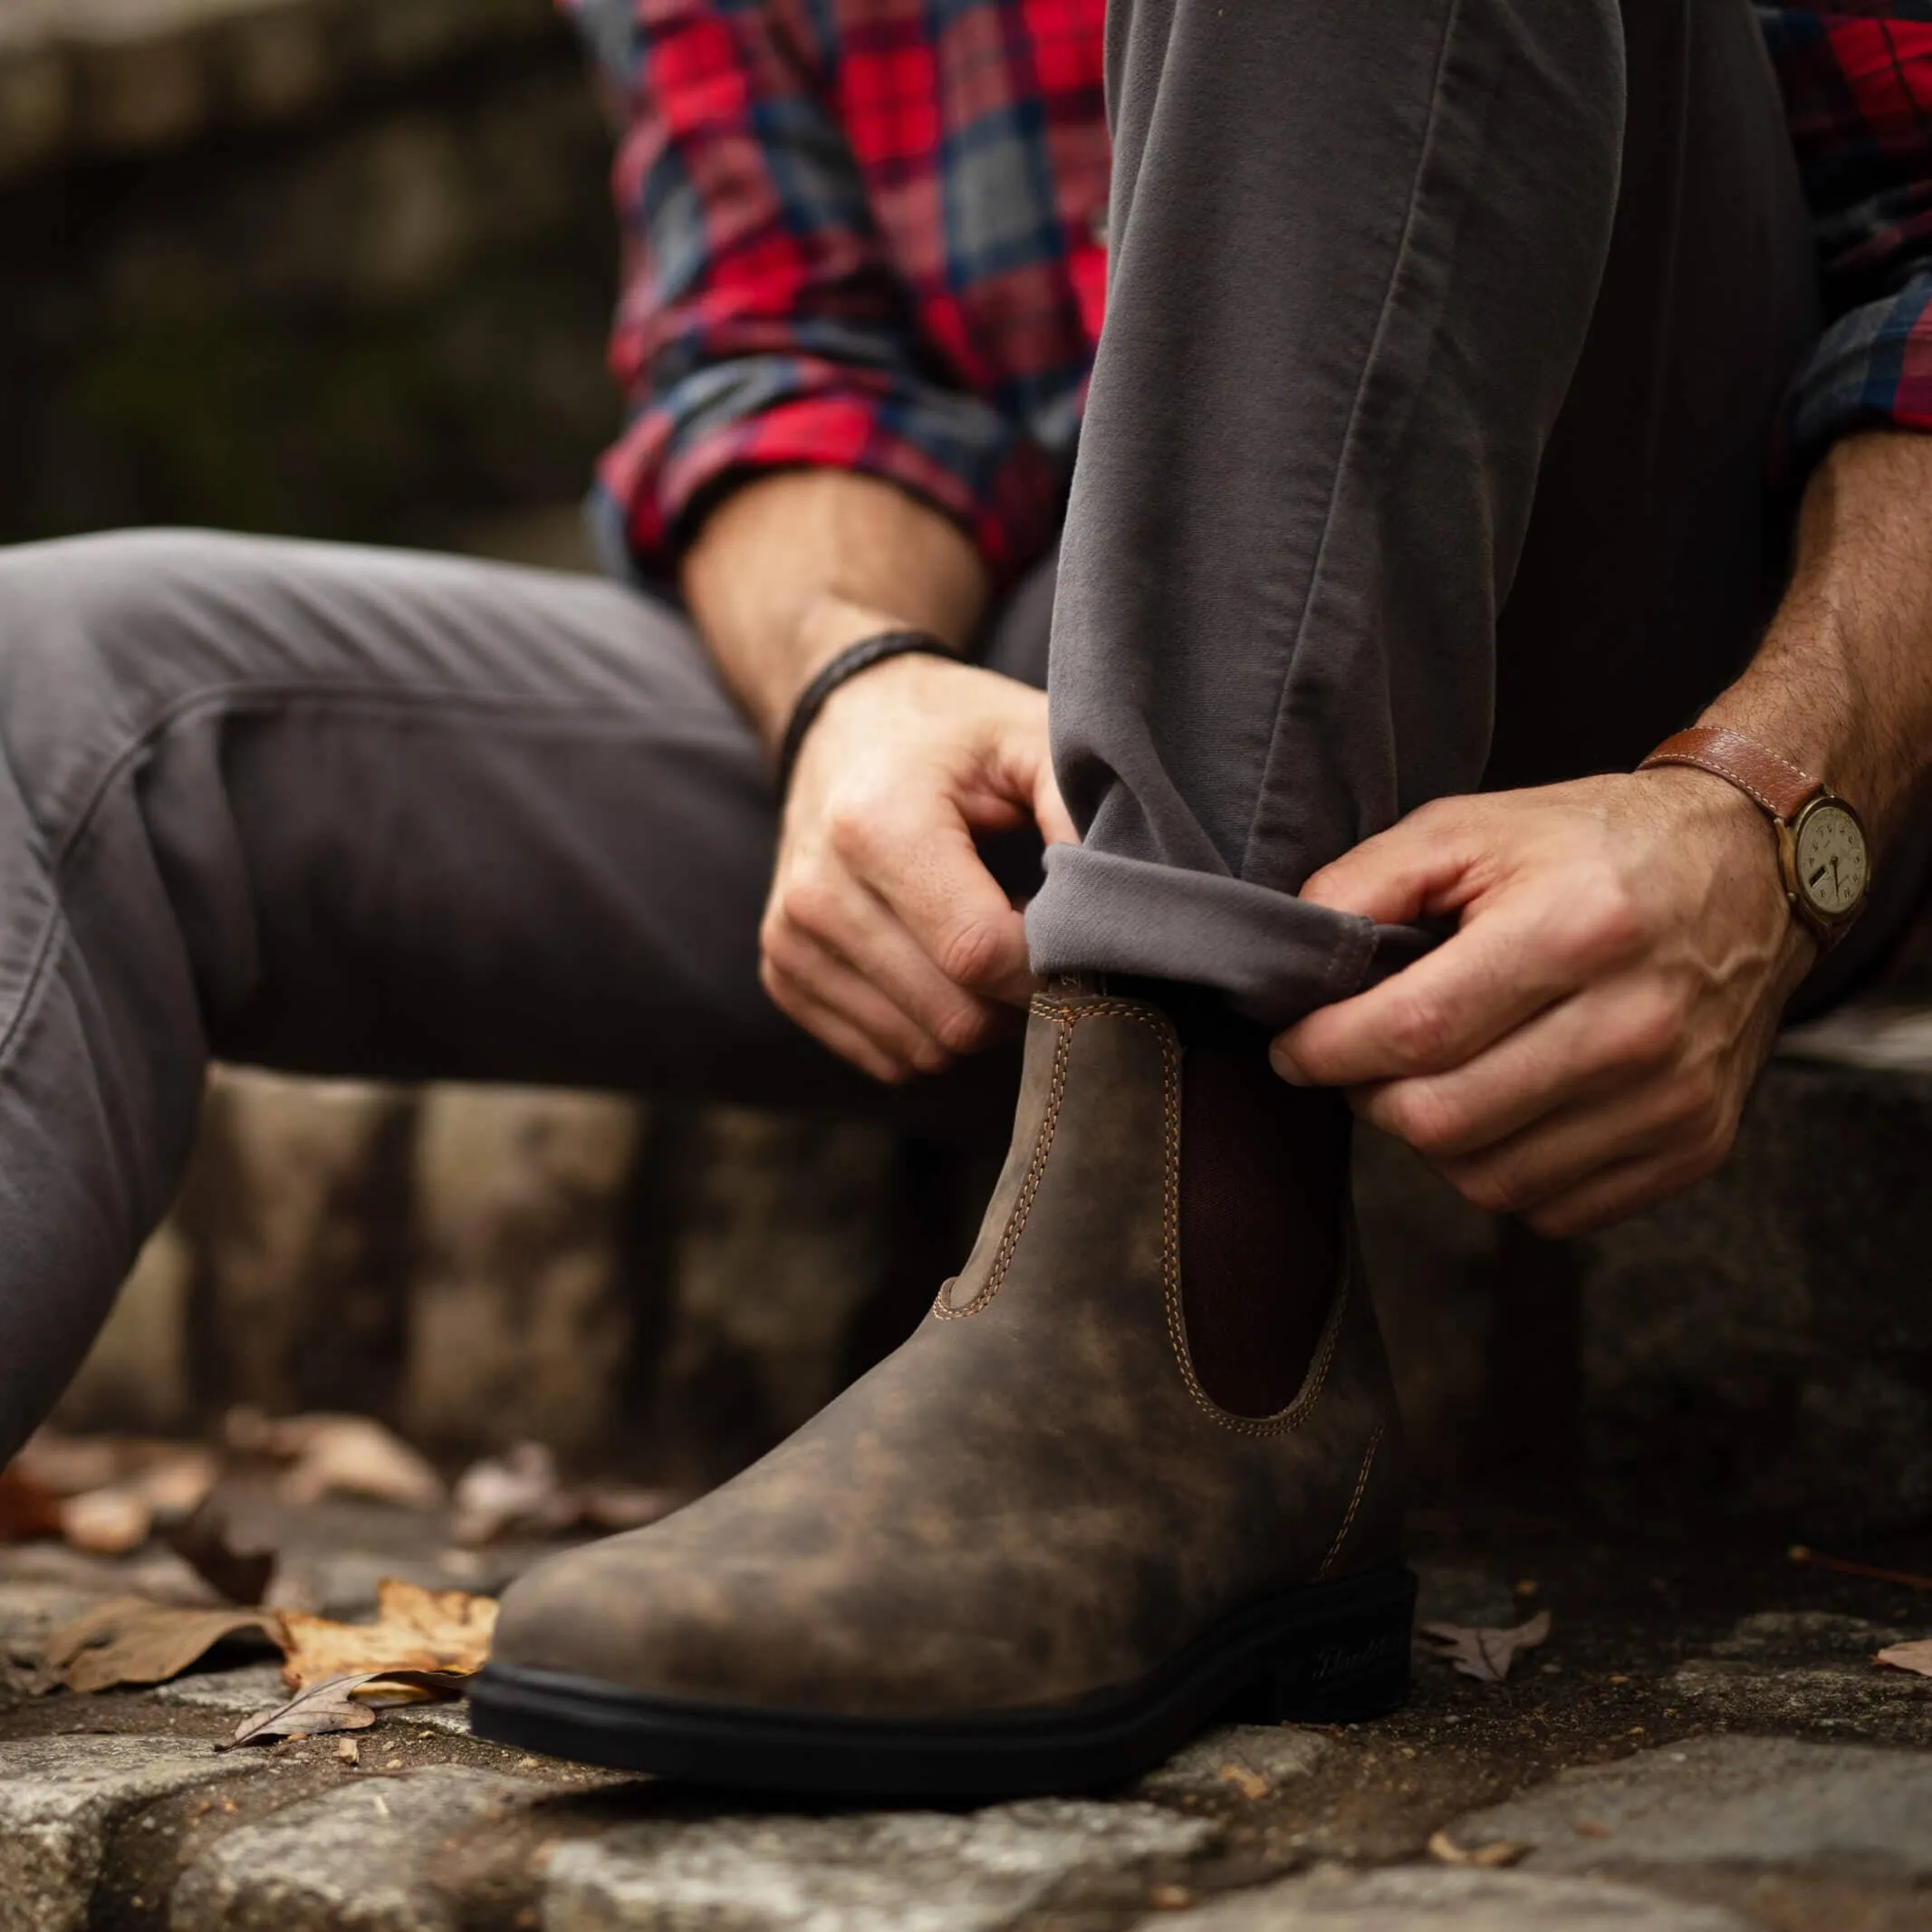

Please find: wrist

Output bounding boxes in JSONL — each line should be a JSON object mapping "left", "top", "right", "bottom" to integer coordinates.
{"left": 1692, "top": 687, "right": 1862, "bottom": 828}
{"left": 763, "top": 593, "right": 961, "bottom": 753}
{"left": 1635, "top": 764, "right": 1821, "bottom": 979}
{"left": 1636, "top": 759, "right": 1781, "bottom": 863}
{"left": 776, "top": 629, "right": 961, "bottom": 796}
{"left": 1638, "top": 722, "right": 1873, "bottom": 948}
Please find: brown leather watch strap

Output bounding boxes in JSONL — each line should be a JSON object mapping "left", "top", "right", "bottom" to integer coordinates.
{"left": 1637, "top": 726, "right": 1820, "bottom": 822}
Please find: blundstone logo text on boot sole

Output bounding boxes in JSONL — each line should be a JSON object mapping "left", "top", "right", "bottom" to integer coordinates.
{"left": 1303, "top": 1629, "right": 1408, "bottom": 1684}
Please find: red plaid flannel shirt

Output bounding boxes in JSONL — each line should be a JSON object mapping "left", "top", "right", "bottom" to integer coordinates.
{"left": 564, "top": 0, "right": 1932, "bottom": 586}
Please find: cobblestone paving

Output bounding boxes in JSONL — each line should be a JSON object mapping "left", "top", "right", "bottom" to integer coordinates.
{"left": 2, "top": 1506, "right": 1928, "bottom": 1931}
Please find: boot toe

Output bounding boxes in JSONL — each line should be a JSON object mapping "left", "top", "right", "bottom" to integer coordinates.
{"left": 489, "top": 1536, "right": 758, "bottom": 1705}
{"left": 487, "top": 1516, "right": 1091, "bottom": 1718}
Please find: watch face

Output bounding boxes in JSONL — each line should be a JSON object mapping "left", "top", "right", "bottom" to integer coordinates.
{"left": 1793, "top": 802, "right": 1869, "bottom": 919}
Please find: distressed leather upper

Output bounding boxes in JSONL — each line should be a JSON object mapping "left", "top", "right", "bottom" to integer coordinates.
{"left": 491, "top": 985, "right": 1403, "bottom": 1717}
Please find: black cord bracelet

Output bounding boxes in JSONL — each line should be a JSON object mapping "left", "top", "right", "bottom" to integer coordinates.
{"left": 775, "top": 629, "right": 958, "bottom": 795}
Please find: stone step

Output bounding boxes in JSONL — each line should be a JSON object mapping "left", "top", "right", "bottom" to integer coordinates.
{"left": 1573, "top": 1020, "right": 1932, "bottom": 1534}
{"left": 0, "top": 1734, "right": 272, "bottom": 1932}
{"left": 5, "top": 1716, "right": 1929, "bottom": 1929}
{"left": 1450, "top": 1734, "right": 1932, "bottom": 1885}
{"left": 168, "top": 1764, "right": 551, "bottom": 1932}
{"left": 545, "top": 1802, "right": 1218, "bottom": 1932}
{"left": 1155, "top": 1867, "right": 1757, "bottom": 1932}
{"left": 1360, "top": 998, "right": 1932, "bottom": 1536}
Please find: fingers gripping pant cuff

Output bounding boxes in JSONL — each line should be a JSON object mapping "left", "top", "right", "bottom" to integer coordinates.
{"left": 1024, "top": 843, "right": 1437, "bottom": 1031}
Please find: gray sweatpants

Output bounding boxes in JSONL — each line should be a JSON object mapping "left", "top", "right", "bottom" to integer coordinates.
{"left": 0, "top": 0, "right": 1890, "bottom": 1460}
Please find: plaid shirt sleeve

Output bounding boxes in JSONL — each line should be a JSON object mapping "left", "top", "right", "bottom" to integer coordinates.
{"left": 1760, "top": 5, "right": 1932, "bottom": 463}
{"left": 562, "top": 0, "right": 1060, "bottom": 582}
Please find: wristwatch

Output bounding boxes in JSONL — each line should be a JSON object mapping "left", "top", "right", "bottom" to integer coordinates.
{"left": 1638, "top": 726, "right": 1870, "bottom": 944}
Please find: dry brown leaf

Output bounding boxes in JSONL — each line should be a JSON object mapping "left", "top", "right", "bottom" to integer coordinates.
{"left": 451, "top": 1443, "right": 565, "bottom": 1544}
{"left": 224, "top": 1666, "right": 468, "bottom": 1748}
{"left": 1428, "top": 1828, "right": 1532, "bottom": 1868}
{"left": 13, "top": 1432, "right": 127, "bottom": 1495}
{"left": 1418, "top": 1610, "right": 1552, "bottom": 1685}
{"left": 227, "top": 1673, "right": 380, "bottom": 1746}
{"left": 54, "top": 1447, "right": 219, "bottom": 1555}
{"left": 282, "top": 1424, "right": 442, "bottom": 1509}
{"left": 130, "top": 1446, "right": 218, "bottom": 1514}
{"left": 1216, "top": 1763, "right": 1270, "bottom": 1801}
{"left": 279, "top": 1578, "right": 497, "bottom": 1690}
{"left": 40, "top": 1596, "right": 284, "bottom": 1694}
{"left": 1875, "top": 1638, "right": 1932, "bottom": 1677}
{"left": 5, "top": 1438, "right": 218, "bottom": 1555}
{"left": 0, "top": 1464, "right": 63, "bottom": 1542}
{"left": 224, "top": 1411, "right": 444, "bottom": 1511}
{"left": 57, "top": 1487, "right": 154, "bottom": 1555}
{"left": 450, "top": 1442, "right": 681, "bottom": 1546}
{"left": 161, "top": 1501, "right": 277, "bottom": 1607}
{"left": 20, "top": 1436, "right": 216, "bottom": 1501}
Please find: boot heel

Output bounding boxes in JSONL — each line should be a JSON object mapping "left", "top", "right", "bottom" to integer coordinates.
{"left": 1223, "top": 1564, "right": 1417, "bottom": 1725}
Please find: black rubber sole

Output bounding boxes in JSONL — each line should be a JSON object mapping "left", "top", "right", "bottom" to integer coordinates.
{"left": 467, "top": 1560, "right": 1417, "bottom": 1798}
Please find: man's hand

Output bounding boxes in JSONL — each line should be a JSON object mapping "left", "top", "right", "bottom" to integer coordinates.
{"left": 675, "top": 469, "right": 1076, "bottom": 1081}
{"left": 1270, "top": 768, "right": 1816, "bottom": 1236}
{"left": 761, "top": 654, "right": 1077, "bottom": 1083}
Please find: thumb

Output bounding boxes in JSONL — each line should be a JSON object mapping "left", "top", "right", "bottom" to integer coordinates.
{"left": 1297, "top": 803, "right": 1483, "bottom": 926}
{"left": 981, "top": 694, "right": 1080, "bottom": 847}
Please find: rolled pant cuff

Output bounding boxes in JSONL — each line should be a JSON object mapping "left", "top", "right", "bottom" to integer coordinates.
{"left": 1025, "top": 844, "right": 1437, "bottom": 1032}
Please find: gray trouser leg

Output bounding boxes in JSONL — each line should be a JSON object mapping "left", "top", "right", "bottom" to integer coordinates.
{"left": 1028, "top": 0, "right": 1819, "bottom": 1026}
{"left": 0, "top": 531, "right": 1050, "bottom": 1463}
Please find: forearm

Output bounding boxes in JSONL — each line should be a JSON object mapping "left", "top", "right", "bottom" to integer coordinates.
{"left": 1699, "top": 431, "right": 1932, "bottom": 851}
{"left": 679, "top": 470, "right": 992, "bottom": 755}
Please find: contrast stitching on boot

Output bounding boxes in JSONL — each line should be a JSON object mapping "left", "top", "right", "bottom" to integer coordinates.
{"left": 932, "top": 1014, "right": 1074, "bottom": 1320}
{"left": 1168, "top": 1231, "right": 1353, "bottom": 1437}
{"left": 1316, "top": 1425, "right": 1383, "bottom": 1579}
{"left": 1032, "top": 995, "right": 1178, "bottom": 1025}
{"left": 1033, "top": 993, "right": 1358, "bottom": 1435}
{"left": 939, "top": 993, "right": 1179, "bottom": 1320}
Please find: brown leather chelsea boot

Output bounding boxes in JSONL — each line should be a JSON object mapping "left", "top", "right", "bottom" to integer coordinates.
{"left": 471, "top": 977, "right": 1414, "bottom": 1796}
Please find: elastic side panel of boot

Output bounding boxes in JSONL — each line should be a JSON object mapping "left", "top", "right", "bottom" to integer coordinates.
{"left": 1177, "top": 1050, "right": 1349, "bottom": 1418}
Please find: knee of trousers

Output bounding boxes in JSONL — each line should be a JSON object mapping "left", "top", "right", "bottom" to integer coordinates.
{"left": 0, "top": 534, "right": 238, "bottom": 1117}
{"left": 0, "top": 529, "right": 249, "bottom": 825}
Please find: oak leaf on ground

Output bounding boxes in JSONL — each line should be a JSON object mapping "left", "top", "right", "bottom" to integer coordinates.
{"left": 225, "top": 1668, "right": 470, "bottom": 1747}
{"left": 39, "top": 1596, "right": 284, "bottom": 1694}
{"left": 278, "top": 1578, "right": 497, "bottom": 1690}
{"left": 1418, "top": 1610, "right": 1552, "bottom": 1684}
